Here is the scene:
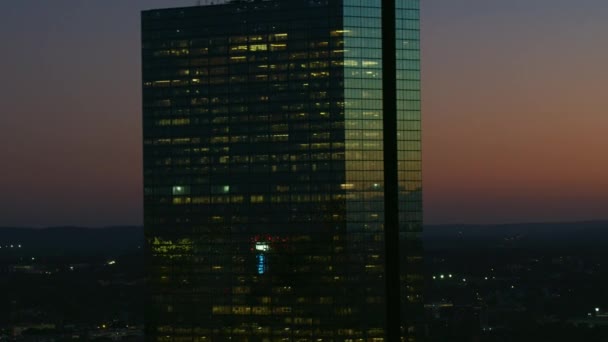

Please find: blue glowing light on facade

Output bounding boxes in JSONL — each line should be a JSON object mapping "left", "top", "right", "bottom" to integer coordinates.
{"left": 257, "top": 254, "right": 266, "bottom": 275}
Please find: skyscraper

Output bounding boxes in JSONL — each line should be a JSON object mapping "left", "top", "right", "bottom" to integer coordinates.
{"left": 142, "top": 0, "right": 422, "bottom": 341}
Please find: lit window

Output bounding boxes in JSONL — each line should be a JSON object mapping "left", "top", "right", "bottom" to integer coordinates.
{"left": 172, "top": 186, "right": 189, "bottom": 195}
{"left": 249, "top": 44, "right": 268, "bottom": 51}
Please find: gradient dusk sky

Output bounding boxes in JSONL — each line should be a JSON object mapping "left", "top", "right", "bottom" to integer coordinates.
{"left": 0, "top": 0, "right": 607, "bottom": 227}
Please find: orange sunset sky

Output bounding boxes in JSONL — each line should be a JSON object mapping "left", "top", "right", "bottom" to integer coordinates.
{"left": 0, "top": 0, "right": 606, "bottom": 226}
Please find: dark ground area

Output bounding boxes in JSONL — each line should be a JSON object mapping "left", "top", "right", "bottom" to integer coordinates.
{"left": 1, "top": 222, "right": 607, "bottom": 341}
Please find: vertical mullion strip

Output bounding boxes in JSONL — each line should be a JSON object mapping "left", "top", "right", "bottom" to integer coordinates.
{"left": 381, "top": 0, "right": 401, "bottom": 340}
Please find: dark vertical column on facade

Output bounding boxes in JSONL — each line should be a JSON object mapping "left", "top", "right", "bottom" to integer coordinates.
{"left": 381, "top": 0, "right": 401, "bottom": 340}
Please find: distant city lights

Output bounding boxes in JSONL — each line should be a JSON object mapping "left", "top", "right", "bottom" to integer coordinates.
{"left": 432, "top": 274, "right": 463, "bottom": 281}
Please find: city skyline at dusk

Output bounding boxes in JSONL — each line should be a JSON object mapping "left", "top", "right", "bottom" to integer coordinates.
{"left": 1, "top": 0, "right": 607, "bottom": 226}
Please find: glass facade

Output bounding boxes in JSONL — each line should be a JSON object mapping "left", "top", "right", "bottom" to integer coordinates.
{"left": 395, "top": 1, "right": 423, "bottom": 339}
{"left": 142, "top": 0, "right": 421, "bottom": 341}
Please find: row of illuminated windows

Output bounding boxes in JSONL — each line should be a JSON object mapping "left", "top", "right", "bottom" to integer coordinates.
{"left": 146, "top": 159, "right": 346, "bottom": 173}
{"left": 147, "top": 161, "right": 345, "bottom": 172}
{"left": 145, "top": 147, "right": 398, "bottom": 159}
{"left": 147, "top": 94, "right": 341, "bottom": 107}
{"left": 145, "top": 106, "right": 341, "bottom": 117}
{"left": 345, "top": 89, "right": 382, "bottom": 99}
{"left": 145, "top": 139, "right": 397, "bottom": 151}
{"left": 149, "top": 233, "right": 387, "bottom": 243}
{"left": 147, "top": 248, "right": 389, "bottom": 264}
{"left": 164, "top": 184, "right": 351, "bottom": 196}
{"left": 344, "top": 120, "right": 383, "bottom": 129}
{"left": 151, "top": 328, "right": 385, "bottom": 338}
{"left": 334, "top": 26, "right": 381, "bottom": 39}
{"left": 220, "top": 33, "right": 289, "bottom": 44}
{"left": 212, "top": 305, "right": 292, "bottom": 315}
{"left": 145, "top": 37, "right": 338, "bottom": 53}
{"left": 144, "top": 50, "right": 342, "bottom": 67}
{"left": 149, "top": 123, "right": 349, "bottom": 135}
{"left": 148, "top": 112, "right": 377, "bottom": 125}
{"left": 344, "top": 99, "right": 382, "bottom": 109}
{"left": 144, "top": 165, "right": 349, "bottom": 177}
{"left": 344, "top": 58, "right": 380, "bottom": 68}
{"left": 145, "top": 97, "right": 343, "bottom": 110}
{"left": 152, "top": 160, "right": 349, "bottom": 172}
{"left": 174, "top": 133, "right": 347, "bottom": 144}
{"left": 145, "top": 93, "right": 344, "bottom": 106}
{"left": 149, "top": 45, "right": 346, "bottom": 58}
{"left": 344, "top": 140, "right": 382, "bottom": 150}
{"left": 146, "top": 100, "right": 327, "bottom": 113}
{"left": 143, "top": 63, "right": 338, "bottom": 78}
{"left": 144, "top": 17, "right": 344, "bottom": 34}
{"left": 166, "top": 194, "right": 384, "bottom": 205}
{"left": 144, "top": 77, "right": 340, "bottom": 90}
{"left": 146, "top": 98, "right": 342, "bottom": 109}
{"left": 145, "top": 108, "right": 342, "bottom": 119}
{"left": 228, "top": 42, "right": 346, "bottom": 54}
{"left": 154, "top": 187, "right": 394, "bottom": 199}
{"left": 149, "top": 133, "right": 340, "bottom": 148}
{"left": 146, "top": 153, "right": 391, "bottom": 167}
{"left": 344, "top": 69, "right": 382, "bottom": 79}
{"left": 143, "top": 70, "right": 384, "bottom": 87}
{"left": 143, "top": 34, "right": 289, "bottom": 50}
{"left": 146, "top": 139, "right": 344, "bottom": 150}
{"left": 145, "top": 62, "right": 340, "bottom": 78}
{"left": 345, "top": 131, "right": 383, "bottom": 140}
{"left": 148, "top": 72, "right": 335, "bottom": 87}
